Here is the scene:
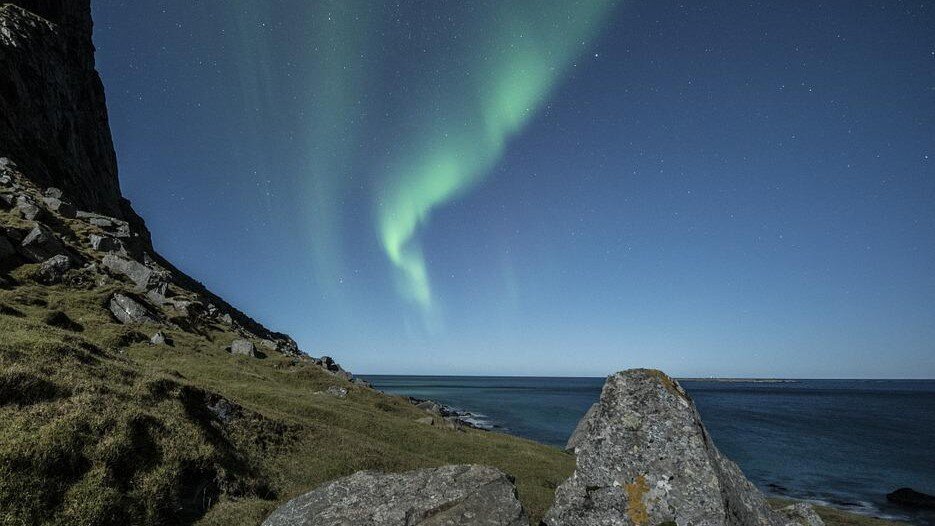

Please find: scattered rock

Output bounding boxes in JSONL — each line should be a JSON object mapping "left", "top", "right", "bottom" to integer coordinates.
{"left": 317, "top": 386, "right": 348, "bottom": 399}
{"left": 887, "top": 488, "right": 935, "bottom": 510}
{"left": 19, "top": 224, "right": 67, "bottom": 262}
{"left": 150, "top": 331, "right": 172, "bottom": 346}
{"left": 0, "top": 157, "right": 15, "bottom": 172}
{"left": 41, "top": 196, "right": 76, "bottom": 218}
{"left": 101, "top": 254, "right": 159, "bottom": 289}
{"left": 43, "top": 187, "right": 63, "bottom": 199}
{"left": 89, "top": 234, "right": 125, "bottom": 254}
{"left": 109, "top": 293, "right": 159, "bottom": 325}
{"left": 314, "top": 356, "right": 353, "bottom": 380}
{"left": 15, "top": 195, "right": 41, "bottom": 220}
{"left": 778, "top": 503, "right": 825, "bottom": 526}
{"left": 261, "top": 465, "right": 529, "bottom": 526}
{"left": 544, "top": 369, "right": 790, "bottom": 526}
{"left": 0, "top": 175, "right": 11, "bottom": 186}
{"left": 415, "top": 416, "right": 435, "bottom": 425}
{"left": 37, "top": 254, "right": 72, "bottom": 284}
{"left": 219, "top": 312, "right": 233, "bottom": 325}
{"left": 352, "top": 377, "right": 372, "bottom": 388}
{"left": 229, "top": 339, "right": 257, "bottom": 358}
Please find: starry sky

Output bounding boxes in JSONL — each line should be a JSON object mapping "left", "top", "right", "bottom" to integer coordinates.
{"left": 91, "top": 1, "right": 934, "bottom": 378}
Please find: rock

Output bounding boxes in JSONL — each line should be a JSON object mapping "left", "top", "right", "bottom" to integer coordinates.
{"left": 43, "top": 187, "right": 63, "bottom": 199}
{"left": 315, "top": 355, "right": 353, "bottom": 380}
{"left": 416, "top": 400, "right": 443, "bottom": 414}
{"left": 0, "top": 157, "right": 15, "bottom": 172}
{"left": 0, "top": 175, "right": 11, "bottom": 186}
{"left": 101, "top": 254, "right": 160, "bottom": 289}
{"left": 886, "top": 488, "right": 935, "bottom": 509}
{"left": 218, "top": 312, "right": 233, "bottom": 325}
{"left": 0, "top": 192, "right": 13, "bottom": 207}
{"left": 416, "top": 416, "right": 435, "bottom": 425}
{"left": 41, "top": 196, "right": 76, "bottom": 218}
{"left": 352, "top": 377, "right": 372, "bottom": 388}
{"left": 565, "top": 403, "right": 599, "bottom": 452}
{"left": 0, "top": 235, "right": 16, "bottom": 261}
{"left": 15, "top": 195, "right": 41, "bottom": 220}
{"left": 150, "top": 331, "right": 172, "bottom": 346}
{"left": 318, "top": 386, "right": 348, "bottom": 399}
{"left": 261, "top": 465, "right": 528, "bottom": 526}
{"left": 37, "top": 254, "right": 72, "bottom": 284}
{"left": 89, "top": 234, "right": 125, "bottom": 254}
{"left": 109, "top": 293, "right": 159, "bottom": 325}
{"left": 778, "top": 503, "right": 825, "bottom": 526}
{"left": 544, "top": 369, "right": 788, "bottom": 526}
{"left": 229, "top": 339, "right": 257, "bottom": 358}
{"left": 19, "top": 224, "right": 67, "bottom": 262}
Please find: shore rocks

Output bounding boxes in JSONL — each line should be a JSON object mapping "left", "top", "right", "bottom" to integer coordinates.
{"left": 544, "top": 369, "right": 799, "bottom": 526}
{"left": 109, "top": 293, "right": 158, "bottom": 325}
{"left": 262, "top": 465, "right": 528, "bottom": 526}
{"left": 886, "top": 488, "right": 935, "bottom": 509}
{"left": 778, "top": 503, "right": 825, "bottom": 526}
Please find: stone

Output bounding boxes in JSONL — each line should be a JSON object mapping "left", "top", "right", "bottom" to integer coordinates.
{"left": 886, "top": 488, "right": 935, "bottom": 509}
{"left": 37, "top": 254, "right": 72, "bottom": 284}
{"left": 41, "top": 196, "right": 77, "bottom": 218}
{"left": 101, "top": 254, "right": 157, "bottom": 289}
{"left": 15, "top": 195, "right": 41, "bottom": 220}
{"left": 0, "top": 234, "right": 16, "bottom": 261}
{"left": 0, "top": 175, "right": 11, "bottom": 186}
{"left": 150, "top": 331, "right": 172, "bottom": 346}
{"left": 0, "top": 157, "right": 15, "bottom": 172}
{"left": 315, "top": 355, "right": 353, "bottom": 380}
{"left": 20, "top": 224, "right": 67, "bottom": 262}
{"left": 109, "top": 293, "right": 159, "bottom": 325}
{"left": 218, "top": 312, "right": 233, "bottom": 325}
{"left": 230, "top": 339, "right": 257, "bottom": 358}
{"left": 0, "top": 192, "right": 13, "bottom": 207}
{"left": 318, "top": 386, "right": 348, "bottom": 398}
{"left": 544, "top": 369, "right": 789, "bottom": 526}
{"left": 89, "top": 234, "right": 125, "bottom": 254}
{"left": 565, "top": 403, "right": 599, "bottom": 452}
{"left": 416, "top": 416, "right": 435, "bottom": 425}
{"left": 261, "top": 465, "right": 528, "bottom": 526}
{"left": 778, "top": 503, "right": 825, "bottom": 526}
{"left": 43, "top": 187, "right": 63, "bottom": 199}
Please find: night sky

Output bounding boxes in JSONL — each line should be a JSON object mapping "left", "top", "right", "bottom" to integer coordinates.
{"left": 91, "top": 1, "right": 934, "bottom": 377}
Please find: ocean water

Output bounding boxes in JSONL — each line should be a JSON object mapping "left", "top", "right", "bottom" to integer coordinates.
{"left": 363, "top": 376, "right": 935, "bottom": 525}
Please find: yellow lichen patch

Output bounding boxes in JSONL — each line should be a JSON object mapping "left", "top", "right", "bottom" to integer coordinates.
{"left": 625, "top": 475, "right": 650, "bottom": 526}
{"left": 639, "top": 369, "right": 689, "bottom": 401}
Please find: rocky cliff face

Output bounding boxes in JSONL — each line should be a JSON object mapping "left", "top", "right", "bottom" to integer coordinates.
{"left": 0, "top": 1, "right": 125, "bottom": 217}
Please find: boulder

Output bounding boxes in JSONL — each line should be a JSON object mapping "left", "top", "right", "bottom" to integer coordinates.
{"left": 315, "top": 355, "right": 353, "bottom": 380}
{"left": 89, "top": 234, "right": 125, "bottom": 254}
{"left": 0, "top": 157, "right": 15, "bottom": 172}
{"left": 15, "top": 195, "right": 41, "bottom": 220}
{"left": 20, "top": 224, "right": 67, "bottom": 262}
{"left": 230, "top": 339, "right": 257, "bottom": 358}
{"left": 109, "top": 293, "right": 159, "bottom": 325}
{"left": 101, "top": 254, "right": 158, "bottom": 289}
{"left": 41, "top": 196, "right": 77, "bottom": 218}
{"left": 886, "top": 488, "right": 935, "bottom": 509}
{"left": 37, "top": 254, "right": 72, "bottom": 284}
{"left": 261, "top": 465, "right": 528, "bottom": 526}
{"left": 565, "top": 403, "right": 599, "bottom": 452}
{"left": 43, "top": 187, "right": 63, "bottom": 199}
{"left": 150, "top": 331, "right": 172, "bottom": 346}
{"left": 544, "top": 369, "right": 792, "bottom": 526}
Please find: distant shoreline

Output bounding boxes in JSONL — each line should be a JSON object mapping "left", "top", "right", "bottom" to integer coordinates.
{"left": 678, "top": 378, "right": 800, "bottom": 384}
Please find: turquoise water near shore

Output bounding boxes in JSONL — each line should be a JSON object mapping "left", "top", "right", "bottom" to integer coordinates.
{"left": 363, "top": 376, "right": 935, "bottom": 525}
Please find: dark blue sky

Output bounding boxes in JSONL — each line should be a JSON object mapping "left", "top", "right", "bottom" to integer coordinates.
{"left": 91, "top": 1, "right": 934, "bottom": 377}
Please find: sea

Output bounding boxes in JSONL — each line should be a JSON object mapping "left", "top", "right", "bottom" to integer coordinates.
{"left": 362, "top": 376, "right": 935, "bottom": 525}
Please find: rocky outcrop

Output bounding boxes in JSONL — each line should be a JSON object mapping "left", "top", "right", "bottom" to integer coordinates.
{"left": 544, "top": 369, "right": 814, "bottom": 526}
{"left": 887, "top": 488, "right": 935, "bottom": 510}
{"left": 262, "top": 465, "right": 528, "bottom": 526}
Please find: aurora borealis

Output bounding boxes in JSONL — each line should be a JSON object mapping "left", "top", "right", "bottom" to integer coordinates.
{"left": 92, "top": 1, "right": 934, "bottom": 377}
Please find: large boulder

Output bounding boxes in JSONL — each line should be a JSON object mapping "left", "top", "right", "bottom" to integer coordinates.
{"left": 229, "top": 339, "right": 257, "bottom": 358}
{"left": 544, "top": 369, "right": 805, "bottom": 526}
{"left": 37, "top": 254, "right": 72, "bottom": 284}
{"left": 262, "top": 465, "right": 528, "bottom": 526}
{"left": 101, "top": 254, "right": 163, "bottom": 290}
